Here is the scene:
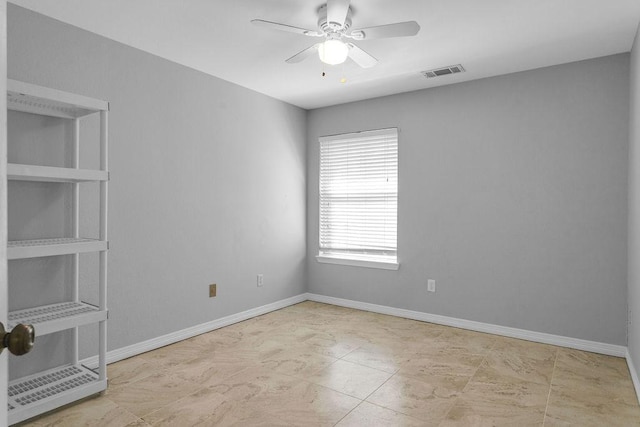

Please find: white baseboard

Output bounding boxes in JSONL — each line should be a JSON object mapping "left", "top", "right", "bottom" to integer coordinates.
{"left": 83, "top": 291, "right": 628, "bottom": 372}
{"left": 626, "top": 349, "right": 640, "bottom": 405}
{"left": 82, "top": 293, "right": 308, "bottom": 368}
{"left": 307, "top": 293, "right": 628, "bottom": 357}
{"left": 78, "top": 289, "right": 640, "bottom": 406}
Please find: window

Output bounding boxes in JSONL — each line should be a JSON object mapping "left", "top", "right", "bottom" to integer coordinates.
{"left": 317, "top": 128, "right": 398, "bottom": 270}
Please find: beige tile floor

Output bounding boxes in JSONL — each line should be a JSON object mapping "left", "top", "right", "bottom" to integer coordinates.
{"left": 18, "top": 301, "right": 640, "bottom": 426}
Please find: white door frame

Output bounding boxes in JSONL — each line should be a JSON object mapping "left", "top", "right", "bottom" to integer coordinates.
{"left": 1, "top": 0, "right": 8, "bottom": 425}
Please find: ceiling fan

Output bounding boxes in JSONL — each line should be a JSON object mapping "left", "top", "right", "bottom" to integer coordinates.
{"left": 251, "top": 0, "right": 420, "bottom": 68}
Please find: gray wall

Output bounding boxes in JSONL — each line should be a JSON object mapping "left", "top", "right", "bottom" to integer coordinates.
{"left": 7, "top": 4, "right": 307, "bottom": 370}
{"left": 629, "top": 23, "right": 640, "bottom": 377}
{"left": 307, "top": 54, "right": 630, "bottom": 345}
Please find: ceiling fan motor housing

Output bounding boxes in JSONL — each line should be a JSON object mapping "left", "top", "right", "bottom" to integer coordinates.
{"left": 317, "top": 4, "right": 352, "bottom": 33}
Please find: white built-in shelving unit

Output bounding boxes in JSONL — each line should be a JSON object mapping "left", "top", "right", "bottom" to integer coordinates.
{"left": 6, "top": 79, "right": 109, "bottom": 425}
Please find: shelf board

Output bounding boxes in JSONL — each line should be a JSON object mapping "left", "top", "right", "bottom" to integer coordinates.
{"left": 8, "top": 238, "right": 108, "bottom": 260}
{"left": 8, "top": 163, "right": 108, "bottom": 183}
{"left": 8, "top": 364, "right": 106, "bottom": 425}
{"left": 9, "top": 302, "right": 107, "bottom": 337}
{"left": 8, "top": 79, "right": 108, "bottom": 119}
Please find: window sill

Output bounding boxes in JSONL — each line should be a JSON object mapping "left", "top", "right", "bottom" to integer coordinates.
{"left": 316, "top": 255, "right": 399, "bottom": 271}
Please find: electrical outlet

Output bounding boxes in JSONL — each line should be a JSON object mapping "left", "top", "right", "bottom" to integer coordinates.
{"left": 209, "top": 284, "right": 217, "bottom": 298}
{"left": 427, "top": 279, "right": 436, "bottom": 293}
{"left": 257, "top": 274, "right": 264, "bottom": 287}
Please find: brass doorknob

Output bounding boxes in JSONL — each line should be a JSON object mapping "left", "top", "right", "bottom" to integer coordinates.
{"left": 0, "top": 322, "right": 35, "bottom": 356}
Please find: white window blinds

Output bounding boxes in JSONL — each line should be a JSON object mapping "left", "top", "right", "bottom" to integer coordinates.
{"left": 319, "top": 128, "right": 398, "bottom": 265}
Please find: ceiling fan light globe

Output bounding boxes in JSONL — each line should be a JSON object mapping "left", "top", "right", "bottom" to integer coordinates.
{"left": 318, "top": 39, "right": 349, "bottom": 65}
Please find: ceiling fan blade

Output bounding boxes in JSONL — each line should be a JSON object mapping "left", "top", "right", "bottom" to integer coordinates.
{"left": 350, "top": 21, "right": 420, "bottom": 40}
{"left": 285, "top": 44, "right": 321, "bottom": 64}
{"left": 347, "top": 43, "right": 378, "bottom": 68}
{"left": 327, "top": 0, "right": 351, "bottom": 28}
{"left": 251, "top": 19, "right": 322, "bottom": 37}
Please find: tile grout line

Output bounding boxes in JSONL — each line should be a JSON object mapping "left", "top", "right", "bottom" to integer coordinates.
{"left": 331, "top": 333, "right": 417, "bottom": 424}
{"left": 460, "top": 338, "right": 496, "bottom": 392}
{"left": 332, "top": 399, "right": 365, "bottom": 426}
{"left": 265, "top": 344, "right": 386, "bottom": 426}
{"left": 541, "top": 348, "right": 560, "bottom": 427}
{"left": 355, "top": 371, "right": 399, "bottom": 414}
{"left": 437, "top": 337, "right": 499, "bottom": 426}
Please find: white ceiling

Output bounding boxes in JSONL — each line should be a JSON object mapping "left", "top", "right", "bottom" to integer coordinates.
{"left": 9, "top": 0, "right": 640, "bottom": 109}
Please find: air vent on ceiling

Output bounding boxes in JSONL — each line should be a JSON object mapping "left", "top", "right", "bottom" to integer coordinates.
{"left": 421, "top": 64, "right": 465, "bottom": 78}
